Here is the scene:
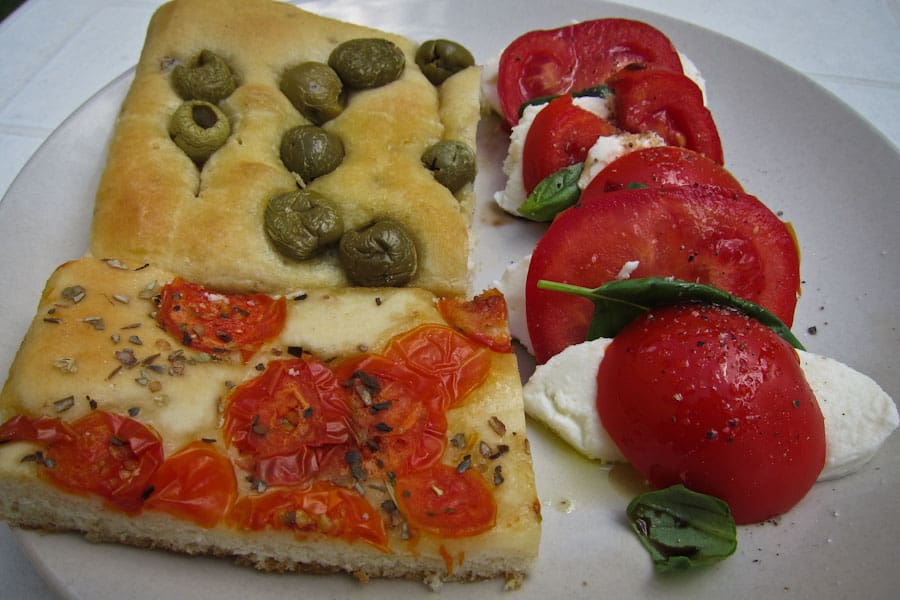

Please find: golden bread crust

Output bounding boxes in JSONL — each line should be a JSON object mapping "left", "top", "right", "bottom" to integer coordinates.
{"left": 90, "top": 0, "right": 480, "bottom": 296}
{"left": 0, "top": 258, "right": 541, "bottom": 585}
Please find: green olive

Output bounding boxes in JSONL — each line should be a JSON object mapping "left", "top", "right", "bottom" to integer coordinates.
{"left": 421, "top": 140, "right": 476, "bottom": 193}
{"left": 264, "top": 189, "right": 344, "bottom": 261}
{"left": 171, "top": 50, "right": 237, "bottom": 103}
{"left": 415, "top": 39, "right": 475, "bottom": 85}
{"left": 328, "top": 38, "right": 405, "bottom": 89}
{"left": 280, "top": 62, "right": 344, "bottom": 125}
{"left": 339, "top": 220, "right": 417, "bottom": 287}
{"left": 280, "top": 125, "right": 344, "bottom": 183}
{"left": 169, "top": 100, "right": 231, "bottom": 163}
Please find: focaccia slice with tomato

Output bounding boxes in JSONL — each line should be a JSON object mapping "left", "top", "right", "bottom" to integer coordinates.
{"left": 90, "top": 0, "right": 480, "bottom": 297}
{"left": 0, "top": 258, "right": 541, "bottom": 588}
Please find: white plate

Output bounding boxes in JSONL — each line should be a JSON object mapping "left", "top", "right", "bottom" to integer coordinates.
{"left": 3, "top": 1, "right": 899, "bottom": 599}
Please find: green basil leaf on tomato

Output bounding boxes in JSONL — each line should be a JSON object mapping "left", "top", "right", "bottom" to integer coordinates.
{"left": 518, "top": 163, "right": 583, "bottom": 221}
{"left": 525, "top": 185, "right": 801, "bottom": 364}
{"left": 518, "top": 84, "right": 613, "bottom": 118}
{"left": 536, "top": 276, "right": 804, "bottom": 350}
{"left": 627, "top": 484, "right": 737, "bottom": 571}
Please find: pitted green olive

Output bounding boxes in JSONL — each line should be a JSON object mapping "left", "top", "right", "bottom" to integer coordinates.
{"left": 339, "top": 220, "right": 417, "bottom": 287}
{"left": 415, "top": 39, "right": 475, "bottom": 85}
{"left": 264, "top": 189, "right": 344, "bottom": 261}
{"left": 421, "top": 140, "right": 476, "bottom": 193}
{"left": 171, "top": 50, "right": 237, "bottom": 103}
{"left": 328, "top": 38, "right": 405, "bottom": 89}
{"left": 169, "top": 100, "right": 231, "bottom": 164}
{"left": 280, "top": 125, "right": 344, "bottom": 183}
{"left": 280, "top": 62, "right": 344, "bottom": 125}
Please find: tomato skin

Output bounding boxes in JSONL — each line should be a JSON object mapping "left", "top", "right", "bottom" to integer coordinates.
{"left": 382, "top": 324, "right": 491, "bottom": 410}
{"left": 227, "top": 480, "right": 388, "bottom": 550}
{"left": 144, "top": 441, "right": 237, "bottom": 528}
{"left": 584, "top": 146, "right": 743, "bottom": 194}
{"left": 223, "top": 357, "right": 356, "bottom": 486}
{"left": 0, "top": 411, "right": 164, "bottom": 514}
{"left": 526, "top": 185, "right": 801, "bottom": 363}
{"left": 497, "top": 19, "right": 683, "bottom": 125}
{"left": 437, "top": 288, "right": 513, "bottom": 353}
{"left": 608, "top": 68, "right": 724, "bottom": 164}
{"left": 334, "top": 354, "right": 448, "bottom": 476}
{"left": 156, "top": 277, "right": 287, "bottom": 363}
{"left": 596, "top": 305, "right": 825, "bottom": 524}
{"left": 394, "top": 463, "right": 497, "bottom": 538}
{"left": 522, "top": 95, "right": 618, "bottom": 195}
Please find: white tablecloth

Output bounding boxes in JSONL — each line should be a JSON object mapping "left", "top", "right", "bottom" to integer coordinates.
{"left": 1, "top": 1, "right": 898, "bottom": 598}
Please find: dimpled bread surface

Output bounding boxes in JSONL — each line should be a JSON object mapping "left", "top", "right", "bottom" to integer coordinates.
{"left": 89, "top": 0, "right": 481, "bottom": 296}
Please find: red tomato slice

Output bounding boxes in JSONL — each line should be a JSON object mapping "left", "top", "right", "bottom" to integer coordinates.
{"left": 156, "top": 277, "right": 287, "bottom": 363}
{"left": 227, "top": 480, "right": 388, "bottom": 550}
{"left": 521, "top": 95, "right": 618, "bottom": 195}
{"left": 608, "top": 68, "right": 724, "bottom": 164}
{"left": 394, "top": 463, "right": 497, "bottom": 538}
{"left": 437, "top": 288, "right": 513, "bottom": 353}
{"left": 334, "top": 354, "right": 448, "bottom": 476}
{"left": 584, "top": 146, "right": 743, "bottom": 194}
{"left": 144, "top": 441, "right": 237, "bottom": 528}
{"left": 526, "top": 185, "right": 801, "bottom": 363}
{"left": 223, "top": 357, "right": 356, "bottom": 486}
{"left": 596, "top": 304, "right": 825, "bottom": 524}
{"left": 498, "top": 18, "right": 683, "bottom": 125}
{"left": 0, "top": 411, "right": 164, "bottom": 514}
{"left": 382, "top": 324, "right": 491, "bottom": 410}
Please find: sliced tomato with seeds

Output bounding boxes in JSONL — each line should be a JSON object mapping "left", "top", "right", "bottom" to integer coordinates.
{"left": 521, "top": 95, "right": 618, "bottom": 195}
{"left": 437, "top": 288, "right": 513, "bottom": 353}
{"left": 526, "top": 185, "right": 801, "bottom": 363}
{"left": 608, "top": 68, "right": 724, "bottom": 164}
{"left": 394, "top": 463, "right": 497, "bottom": 538}
{"left": 223, "top": 357, "right": 356, "bottom": 486}
{"left": 597, "top": 304, "right": 825, "bottom": 524}
{"left": 382, "top": 324, "right": 491, "bottom": 409}
{"left": 497, "top": 18, "right": 683, "bottom": 126}
{"left": 584, "top": 146, "right": 743, "bottom": 194}
{"left": 227, "top": 480, "right": 388, "bottom": 550}
{"left": 334, "top": 354, "right": 448, "bottom": 476}
{"left": 156, "top": 277, "right": 287, "bottom": 363}
{"left": 144, "top": 441, "right": 237, "bottom": 528}
{"left": 0, "top": 411, "right": 164, "bottom": 514}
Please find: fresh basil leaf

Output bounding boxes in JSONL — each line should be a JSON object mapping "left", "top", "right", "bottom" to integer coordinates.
{"left": 627, "top": 484, "right": 737, "bottom": 572}
{"left": 517, "top": 85, "right": 612, "bottom": 117}
{"left": 536, "top": 276, "right": 805, "bottom": 350}
{"left": 625, "top": 181, "right": 648, "bottom": 189}
{"left": 517, "top": 163, "right": 583, "bottom": 222}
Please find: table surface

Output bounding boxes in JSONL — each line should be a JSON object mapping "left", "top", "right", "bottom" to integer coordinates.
{"left": 1, "top": 1, "right": 898, "bottom": 598}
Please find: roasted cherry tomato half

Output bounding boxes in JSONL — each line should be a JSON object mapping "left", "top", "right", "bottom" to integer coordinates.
{"left": 144, "top": 441, "right": 238, "bottom": 528}
{"left": 394, "top": 463, "right": 497, "bottom": 538}
{"left": 156, "top": 277, "right": 287, "bottom": 363}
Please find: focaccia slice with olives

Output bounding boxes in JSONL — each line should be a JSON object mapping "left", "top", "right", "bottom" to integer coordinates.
{"left": 0, "top": 258, "right": 541, "bottom": 588}
{"left": 90, "top": 0, "right": 481, "bottom": 296}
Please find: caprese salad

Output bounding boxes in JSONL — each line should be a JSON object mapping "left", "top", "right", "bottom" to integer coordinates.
{"left": 485, "top": 17, "right": 899, "bottom": 569}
